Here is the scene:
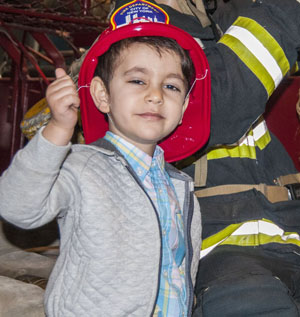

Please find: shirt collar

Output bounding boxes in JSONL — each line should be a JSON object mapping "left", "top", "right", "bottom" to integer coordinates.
{"left": 104, "top": 131, "right": 165, "bottom": 181}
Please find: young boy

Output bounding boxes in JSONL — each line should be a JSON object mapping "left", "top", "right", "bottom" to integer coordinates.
{"left": 0, "top": 1, "right": 210, "bottom": 316}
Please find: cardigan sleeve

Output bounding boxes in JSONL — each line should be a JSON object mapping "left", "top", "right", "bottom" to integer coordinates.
{"left": 0, "top": 129, "right": 74, "bottom": 229}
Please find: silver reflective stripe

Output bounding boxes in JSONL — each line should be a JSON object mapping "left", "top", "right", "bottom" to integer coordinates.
{"left": 225, "top": 25, "right": 283, "bottom": 88}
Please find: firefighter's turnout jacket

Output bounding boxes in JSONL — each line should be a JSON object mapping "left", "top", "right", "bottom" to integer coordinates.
{"left": 169, "top": 0, "right": 300, "bottom": 263}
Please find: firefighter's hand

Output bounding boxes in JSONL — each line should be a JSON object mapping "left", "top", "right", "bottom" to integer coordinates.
{"left": 296, "top": 88, "right": 300, "bottom": 120}
{"left": 43, "top": 68, "right": 80, "bottom": 146}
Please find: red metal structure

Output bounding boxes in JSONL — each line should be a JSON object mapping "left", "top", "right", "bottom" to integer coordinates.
{"left": 0, "top": 0, "right": 109, "bottom": 174}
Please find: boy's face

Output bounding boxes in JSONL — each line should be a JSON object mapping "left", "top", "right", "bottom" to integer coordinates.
{"left": 90, "top": 42, "right": 189, "bottom": 155}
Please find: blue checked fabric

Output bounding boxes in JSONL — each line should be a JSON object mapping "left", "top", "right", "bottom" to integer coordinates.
{"left": 105, "top": 132, "right": 187, "bottom": 316}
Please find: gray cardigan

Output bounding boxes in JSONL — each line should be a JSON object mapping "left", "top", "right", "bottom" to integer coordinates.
{"left": 0, "top": 130, "right": 202, "bottom": 316}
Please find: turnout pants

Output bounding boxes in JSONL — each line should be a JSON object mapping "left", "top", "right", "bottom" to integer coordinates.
{"left": 193, "top": 245, "right": 300, "bottom": 317}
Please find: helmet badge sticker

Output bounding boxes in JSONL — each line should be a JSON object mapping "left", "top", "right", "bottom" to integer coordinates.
{"left": 110, "top": 0, "right": 169, "bottom": 30}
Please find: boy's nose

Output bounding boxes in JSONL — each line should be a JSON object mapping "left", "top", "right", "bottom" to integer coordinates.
{"left": 145, "top": 86, "right": 163, "bottom": 105}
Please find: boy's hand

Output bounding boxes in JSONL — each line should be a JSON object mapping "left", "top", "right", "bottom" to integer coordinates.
{"left": 43, "top": 68, "right": 80, "bottom": 145}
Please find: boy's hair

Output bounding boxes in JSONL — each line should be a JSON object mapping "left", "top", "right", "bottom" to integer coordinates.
{"left": 95, "top": 36, "right": 195, "bottom": 93}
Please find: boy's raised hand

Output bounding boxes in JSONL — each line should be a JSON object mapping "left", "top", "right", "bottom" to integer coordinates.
{"left": 42, "top": 68, "right": 80, "bottom": 146}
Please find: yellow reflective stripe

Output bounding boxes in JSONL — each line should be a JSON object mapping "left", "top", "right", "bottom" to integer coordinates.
{"left": 207, "top": 118, "right": 270, "bottom": 160}
{"left": 228, "top": 25, "right": 282, "bottom": 88}
{"left": 255, "top": 129, "right": 271, "bottom": 150}
{"left": 252, "top": 119, "right": 271, "bottom": 150}
{"left": 220, "top": 232, "right": 300, "bottom": 248}
{"left": 202, "top": 222, "right": 243, "bottom": 250}
{"left": 200, "top": 219, "right": 300, "bottom": 259}
{"left": 219, "top": 34, "right": 275, "bottom": 97}
{"left": 233, "top": 17, "right": 290, "bottom": 80}
{"left": 201, "top": 222, "right": 243, "bottom": 258}
{"left": 207, "top": 143, "right": 257, "bottom": 160}
{"left": 219, "top": 16, "right": 290, "bottom": 96}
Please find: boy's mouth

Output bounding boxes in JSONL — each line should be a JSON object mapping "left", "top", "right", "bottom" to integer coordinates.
{"left": 137, "top": 112, "right": 164, "bottom": 120}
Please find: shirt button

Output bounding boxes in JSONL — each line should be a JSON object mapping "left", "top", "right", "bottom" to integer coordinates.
{"left": 159, "top": 189, "right": 163, "bottom": 194}
{"left": 162, "top": 230, "right": 166, "bottom": 236}
{"left": 163, "top": 270, "right": 168, "bottom": 277}
{"left": 137, "top": 168, "right": 142, "bottom": 176}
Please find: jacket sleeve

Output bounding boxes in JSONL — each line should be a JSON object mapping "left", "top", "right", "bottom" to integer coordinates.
{"left": 0, "top": 129, "right": 74, "bottom": 229}
{"left": 206, "top": 0, "right": 300, "bottom": 146}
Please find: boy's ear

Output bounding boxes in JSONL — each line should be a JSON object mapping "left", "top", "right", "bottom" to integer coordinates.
{"left": 90, "top": 76, "right": 110, "bottom": 113}
{"left": 179, "top": 97, "right": 189, "bottom": 124}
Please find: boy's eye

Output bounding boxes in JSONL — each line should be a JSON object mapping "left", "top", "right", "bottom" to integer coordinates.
{"left": 128, "top": 79, "right": 145, "bottom": 85}
{"left": 165, "top": 84, "right": 181, "bottom": 92}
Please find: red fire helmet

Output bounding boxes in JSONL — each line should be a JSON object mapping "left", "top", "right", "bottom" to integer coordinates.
{"left": 78, "top": 0, "right": 211, "bottom": 162}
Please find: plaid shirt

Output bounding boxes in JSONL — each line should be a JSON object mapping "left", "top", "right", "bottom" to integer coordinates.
{"left": 105, "top": 132, "right": 187, "bottom": 316}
